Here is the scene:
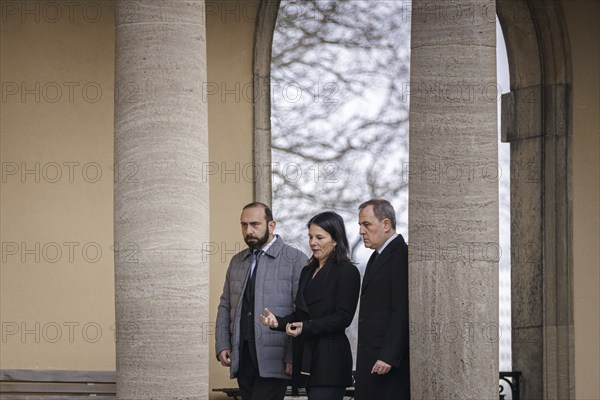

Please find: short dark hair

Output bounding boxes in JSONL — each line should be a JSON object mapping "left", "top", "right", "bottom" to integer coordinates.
{"left": 358, "top": 199, "right": 396, "bottom": 230}
{"left": 307, "top": 211, "right": 351, "bottom": 266}
{"left": 242, "top": 202, "right": 273, "bottom": 222}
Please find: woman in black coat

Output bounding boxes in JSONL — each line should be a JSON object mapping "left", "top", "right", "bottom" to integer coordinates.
{"left": 260, "top": 211, "right": 361, "bottom": 400}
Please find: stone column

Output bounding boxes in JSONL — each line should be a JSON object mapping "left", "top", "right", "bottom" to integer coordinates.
{"left": 408, "top": 1, "right": 499, "bottom": 398}
{"left": 253, "top": 0, "right": 280, "bottom": 205}
{"left": 114, "top": 1, "right": 209, "bottom": 398}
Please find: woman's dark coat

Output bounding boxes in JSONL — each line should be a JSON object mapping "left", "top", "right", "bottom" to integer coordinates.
{"left": 275, "top": 259, "right": 360, "bottom": 389}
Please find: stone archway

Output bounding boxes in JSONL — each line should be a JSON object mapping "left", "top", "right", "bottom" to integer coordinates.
{"left": 498, "top": 1, "right": 573, "bottom": 398}
{"left": 252, "top": 0, "right": 574, "bottom": 398}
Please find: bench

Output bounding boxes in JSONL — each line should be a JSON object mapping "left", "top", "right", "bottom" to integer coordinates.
{"left": 214, "top": 372, "right": 521, "bottom": 399}
{"left": 2, "top": 369, "right": 519, "bottom": 399}
{"left": 213, "top": 387, "right": 354, "bottom": 399}
{"left": 0, "top": 369, "right": 116, "bottom": 399}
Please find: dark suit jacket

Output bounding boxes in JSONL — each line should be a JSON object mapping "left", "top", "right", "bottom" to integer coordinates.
{"left": 275, "top": 259, "right": 360, "bottom": 389}
{"left": 355, "top": 234, "right": 410, "bottom": 400}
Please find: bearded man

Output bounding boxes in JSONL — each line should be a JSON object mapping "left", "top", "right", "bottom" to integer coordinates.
{"left": 215, "top": 202, "right": 307, "bottom": 400}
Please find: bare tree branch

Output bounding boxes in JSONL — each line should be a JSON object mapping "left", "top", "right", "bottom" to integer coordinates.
{"left": 272, "top": 0, "right": 410, "bottom": 262}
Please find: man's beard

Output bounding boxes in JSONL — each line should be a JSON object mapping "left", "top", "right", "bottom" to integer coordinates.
{"left": 244, "top": 229, "right": 270, "bottom": 250}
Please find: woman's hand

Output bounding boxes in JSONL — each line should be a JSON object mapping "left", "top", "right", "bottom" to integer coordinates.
{"left": 259, "top": 307, "right": 278, "bottom": 328}
{"left": 285, "top": 322, "right": 303, "bottom": 337}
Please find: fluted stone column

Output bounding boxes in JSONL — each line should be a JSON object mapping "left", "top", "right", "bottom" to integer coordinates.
{"left": 114, "top": 1, "right": 208, "bottom": 398}
{"left": 408, "top": 1, "right": 499, "bottom": 398}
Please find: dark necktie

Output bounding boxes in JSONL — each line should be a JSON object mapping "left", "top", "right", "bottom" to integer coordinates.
{"left": 245, "top": 250, "right": 263, "bottom": 302}
{"left": 365, "top": 250, "right": 379, "bottom": 275}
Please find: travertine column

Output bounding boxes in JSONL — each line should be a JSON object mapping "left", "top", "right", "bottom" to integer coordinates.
{"left": 114, "top": 1, "right": 208, "bottom": 398}
{"left": 408, "top": 1, "right": 499, "bottom": 398}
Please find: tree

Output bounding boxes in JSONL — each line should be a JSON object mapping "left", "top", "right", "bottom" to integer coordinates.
{"left": 271, "top": 0, "right": 411, "bottom": 258}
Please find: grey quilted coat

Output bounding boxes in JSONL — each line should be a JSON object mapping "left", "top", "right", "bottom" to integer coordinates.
{"left": 215, "top": 235, "right": 307, "bottom": 379}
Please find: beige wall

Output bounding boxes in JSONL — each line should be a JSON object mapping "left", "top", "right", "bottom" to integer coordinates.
{"left": 2, "top": 1, "right": 598, "bottom": 399}
{"left": 0, "top": 1, "right": 115, "bottom": 369}
{"left": 562, "top": 1, "right": 600, "bottom": 399}
{"left": 206, "top": 1, "right": 259, "bottom": 396}
{"left": 0, "top": 0, "right": 259, "bottom": 388}
{"left": 0, "top": 0, "right": 259, "bottom": 383}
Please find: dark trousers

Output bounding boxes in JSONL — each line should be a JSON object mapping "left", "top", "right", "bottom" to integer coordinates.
{"left": 237, "top": 341, "right": 288, "bottom": 400}
{"left": 354, "top": 365, "right": 409, "bottom": 400}
{"left": 306, "top": 385, "right": 346, "bottom": 400}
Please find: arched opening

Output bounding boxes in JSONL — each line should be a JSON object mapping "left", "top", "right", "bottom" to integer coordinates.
{"left": 497, "top": 1, "right": 573, "bottom": 398}
{"left": 269, "top": 0, "right": 410, "bottom": 260}
{"left": 497, "top": 17, "right": 512, "bottom": 374}
{"left": 267, "top": 0, "right": 411, "bottom": 368}
{"left": 253, "top": 0, "right": 573, "bottom": 398}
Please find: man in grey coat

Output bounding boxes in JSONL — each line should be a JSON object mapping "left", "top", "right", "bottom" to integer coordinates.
{"left": 216, "top": 202, "right": 307, "bottom": 400}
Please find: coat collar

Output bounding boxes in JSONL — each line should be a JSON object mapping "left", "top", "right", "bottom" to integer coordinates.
{"left": 241, "top": 234, "right": 285, "bottom": 260}
{"left": 361, "top": 235, "right": 404, "bottom": 292}
{"left": 296, "top": 259, "right": 337, "bottom": 312}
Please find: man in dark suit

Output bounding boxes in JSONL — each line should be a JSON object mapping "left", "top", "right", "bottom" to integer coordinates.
{"left": 355, "top": 199, "right": 410, "bottom": 400}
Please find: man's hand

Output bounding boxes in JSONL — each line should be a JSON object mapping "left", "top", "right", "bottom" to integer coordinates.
{"left": 259, "top": 307, "right": 279, "bottom": 328}
{"left": 218, "top": 349, "right": 231, "bottom": 367}
{"left": 285, "top": 362, "right": 293, "bottom": 375}
{"left": 371, "top": 360, "right": 391, "bottom": 375}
